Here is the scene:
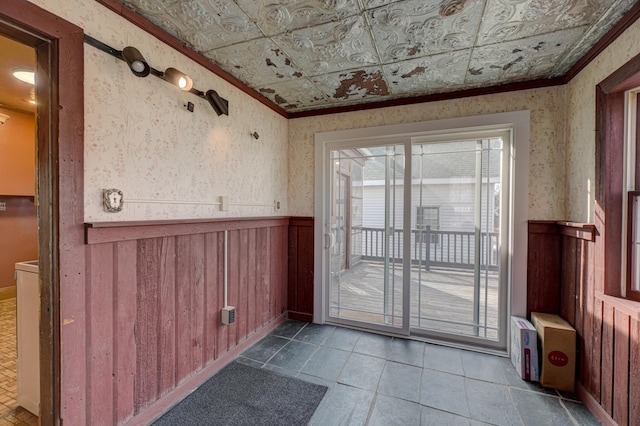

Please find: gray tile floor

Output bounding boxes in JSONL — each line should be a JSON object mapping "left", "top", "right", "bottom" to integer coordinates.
{"left": 238, "top": 320, "right": 600, "bottom": 426}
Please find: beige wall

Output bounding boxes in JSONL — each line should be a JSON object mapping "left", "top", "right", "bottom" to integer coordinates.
{"left": 29, "top": 0, "right": 640, "bottom": 224}
{"left": 289, "top": 87, "right": 567, "bottom": 219}
{"left": 29, "top": 0, "right": 289, "bottom": 222}
{"left": 565, "top": 19, "right": 640, "bottom": 222}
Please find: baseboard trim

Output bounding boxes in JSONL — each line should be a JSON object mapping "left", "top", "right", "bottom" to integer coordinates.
{"left": 0, "top": 286, "right": 16, "bottom": 300}
{"left": 576, "top": 381, "right": 616, "bottom": 426}
{"left": 288, "top": 311, "right": 313, "bottom": 322}
{"left": 124, "top": 313, "right": 287, "bottom": 426}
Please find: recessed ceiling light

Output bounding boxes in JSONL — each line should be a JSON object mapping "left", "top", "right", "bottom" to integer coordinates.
{"left": 12, "top": 68, "right": 35, "bottom": 85}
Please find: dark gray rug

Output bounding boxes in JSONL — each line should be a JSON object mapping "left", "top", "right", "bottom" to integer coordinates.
{"left": 152, "top": 361, "right": 328, "bottom": 426}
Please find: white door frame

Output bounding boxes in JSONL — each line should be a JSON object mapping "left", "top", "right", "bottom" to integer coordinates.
{"left": 314, "top": 111, "right": 530, "bottom": 351}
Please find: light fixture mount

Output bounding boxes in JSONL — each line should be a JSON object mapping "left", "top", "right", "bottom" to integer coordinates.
{"left": 83, "top": 34, "right": 229, "bottom": 118}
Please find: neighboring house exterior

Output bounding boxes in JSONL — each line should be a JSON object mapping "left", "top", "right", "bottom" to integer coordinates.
{"left": 334, "top": 141, "right": 502, "bottom": 270}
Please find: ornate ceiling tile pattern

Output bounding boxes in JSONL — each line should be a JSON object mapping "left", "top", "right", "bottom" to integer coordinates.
{"left": 203, "top": 38, "right": 304, "bottom": 87}
{"left": 382, "top": 49, "right": 471, "bottom": 95}
{"left": 467, "top": 27, "right": 586, "bottom": 85}
{"left": 256, "top": 78, "right": 330, "bottom": 110}
{"left": 367, "top": 0, "right": 484, "bottom": 62}
{"left": 477, "top": 0, "right": 611, "bottom": 45}
{"left": 119, "top": 0, "right": 637, "bottom": 113}
{"left": 122, "top": 0, "right": 264, "bottom": 52}
{"left": 272, "top": 15, "right": 379, "bottom": 75}
{"left": 234, "top": 0, "right": 361, "bottom": 36}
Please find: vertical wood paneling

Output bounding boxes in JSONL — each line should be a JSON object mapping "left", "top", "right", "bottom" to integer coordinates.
{"left": 613, "top": 311, "right": 630, "bottom": 426}
{"left": 88, "top": 244, "right": 114, "bottom": 425}
{"left": 238, "top": 229, "right": 249, "bottom": 342}
{"left": 204, "top": 232, "right": 220, "bottom": 362}
{"left": 298, "top": 225, "right": 314, "bottom": 316}
{"left": 601, "top": 303, "right": 615, "bottom": 415}
{"left": 592, "top": 299, "right": 603, "bottom": 401}
{"left": 158, "top": 238, "right": 176, "bottom": 396}
{"left": 257, "top": 227, "right": 270, "bottom": 326}
{"left": 217, "top": 232, "right": 229, "bottom": 358}
{"left": 288, "top": 225, "right": 299, "bottom": 312}
{"left": 135, "top": 239, "right": 161, "bottom": 411}
{"left": 527, "top": 222, "right": 561, "bottom": 316}
{"left": 275, "top": 226, "right": 286, "bottom": 316}
{"left": 281, "top": 225, "right": 289, "bottom": 315}
{"left": 175, "top": 235, "right": 193, "bottom": 382}
{"left": 84, "top": 219, "right": 289, "bottom": 425}
{"left": 227, "top": 230, "right": 240, "bottom": 348}
{"left": 561, "top": 236, "right": 577, "bottom": 326}
{"left": 529, "top": 222, "right": 640, "bottom": 424}
{"left": 269, "top": 227, "right": 278, "bottom": 319}
{"left": 575, "top": 240, "right": 585, "bottom": 338}
{"left": 114, "top": 240, "right": 137, "bottom": 424}
{"left": 190, "top": 234, "right": 206, "bottom": 374}
{"left": 630, "top": 318, "right": 640, "bottom": 423}
{"left": 248, "top": 229, "right": 257, "bottom": 333}
{"left": 581, "top": 242, "right": 594, "bottom": 393}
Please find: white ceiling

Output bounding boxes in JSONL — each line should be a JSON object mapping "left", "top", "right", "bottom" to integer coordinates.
{"left": 120, "top": 0, "right": 635, "bottom": 113}
{"left": 0, "top": 34, "right": 36, "bottom": 113}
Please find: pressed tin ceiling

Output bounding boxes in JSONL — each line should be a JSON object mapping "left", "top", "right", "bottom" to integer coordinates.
{"left": 118, "top": 0, "right": 638, "bottom": 114}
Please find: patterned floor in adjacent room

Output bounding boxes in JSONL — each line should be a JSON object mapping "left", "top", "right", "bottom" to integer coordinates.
{"left": 0, "top": 298, "right": 37, "bottom": 426}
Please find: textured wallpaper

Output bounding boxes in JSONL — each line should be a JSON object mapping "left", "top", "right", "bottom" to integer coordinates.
{"left": 565, "top": 19, "right": 640, "bottom": 222}
{"left": 289, "top": 87, "right": 567, "bottom": 220}
{"left": 29, "top": 0, "right": 289, "bottom": 222}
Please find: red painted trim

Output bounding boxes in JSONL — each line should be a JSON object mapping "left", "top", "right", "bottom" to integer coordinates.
{"left": 557, "top": 222, "right": 597, "bottom": 242}
{"left": 123, "top": 313, "right": 286, "bottom": 426}
{"left": 85, "top": 217, "right": 290, "bottom": 244}
{"left": 288, "top": 311, "right": 313, "bottom": 322}
{"left": 564, "top": 2, "right": 640, "bottom": 83}
{"left": 289, "top": 78, "right": 565, "bottom": 118}
{"left": 576, "top": 381, "right": 617, "bottom": 426}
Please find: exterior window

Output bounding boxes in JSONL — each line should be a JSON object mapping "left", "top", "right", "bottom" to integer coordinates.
{"left": 629, "top": 192, "right": 640, "bottom": 298}
{"left": 416, "top": 206, "right": 439, "bottom": 243}
{"left": 624, "top": 88, "right": 640, "bottom": 301}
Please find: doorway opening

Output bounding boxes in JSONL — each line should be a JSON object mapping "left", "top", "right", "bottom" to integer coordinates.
{"left": 0, "top": 31, "right": 39, "bottom": 425}
{"left": 315, "top": 112, "right": 529, "bottom": 353}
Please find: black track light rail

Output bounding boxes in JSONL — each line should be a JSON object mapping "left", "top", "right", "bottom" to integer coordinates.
{"left": 83, "top": 34, "right": 229, "bottom": 116}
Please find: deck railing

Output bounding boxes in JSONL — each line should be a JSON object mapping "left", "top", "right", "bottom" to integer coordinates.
{"left": 358, "top": 226, "right": 499, "bottom": 271}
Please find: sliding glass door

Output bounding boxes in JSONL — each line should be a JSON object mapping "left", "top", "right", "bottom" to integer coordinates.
{"left": 320, "top": 128, "right": 512, "bottom": 349}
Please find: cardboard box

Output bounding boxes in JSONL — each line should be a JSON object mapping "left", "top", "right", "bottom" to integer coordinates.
{"left": 510, "top": 316, "right": 539, "bottom": 381}
{"left": 531, "top": 312, "right": 576, "bottom": 392}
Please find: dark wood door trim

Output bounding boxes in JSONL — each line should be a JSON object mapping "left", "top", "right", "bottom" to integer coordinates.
{"left": 0, "top": 1, "right": 84, "bottom": 425}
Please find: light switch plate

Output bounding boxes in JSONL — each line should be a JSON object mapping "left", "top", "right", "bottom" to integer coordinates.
{"left": 0, "top": 201, "right": 6, "bottom": 211}
{"left": 220, "top": 196, "right": 229, "bottom": 211}
{"left": 103, "top": 188, "right": 124, "bottom": 212}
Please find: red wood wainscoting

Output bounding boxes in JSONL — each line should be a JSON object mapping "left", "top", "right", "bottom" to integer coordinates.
{"left": 288, "top": 217, "right": 314, "bottom": 322}
{"left": 528, "top": 221, "right": 640, "bottom": 426}
{"left": 83, "top": 217, "right": 289, "bottom": 425}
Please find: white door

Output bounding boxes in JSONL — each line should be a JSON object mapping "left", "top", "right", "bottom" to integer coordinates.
{"left": 316, "top": 122, "right": 519, "bottom": 352}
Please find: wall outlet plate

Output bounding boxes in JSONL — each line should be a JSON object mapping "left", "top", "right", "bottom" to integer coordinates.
{"left": 221, "top": 306, "right": 235, "bottom": 325}
{"left": 103, "top": 188, "right": 124, "bottom": 212}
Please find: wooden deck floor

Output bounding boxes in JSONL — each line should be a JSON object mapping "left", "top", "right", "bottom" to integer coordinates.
{"left": 329, "top": 261, "right": 501, "bottom": 340}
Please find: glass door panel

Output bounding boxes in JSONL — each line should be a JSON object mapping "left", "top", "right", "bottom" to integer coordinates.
{"left": 410, "top": 138, "right": 505, "bottom": 342}
{"left": 328, "top": 145, "right": 406, "bottom": 331}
